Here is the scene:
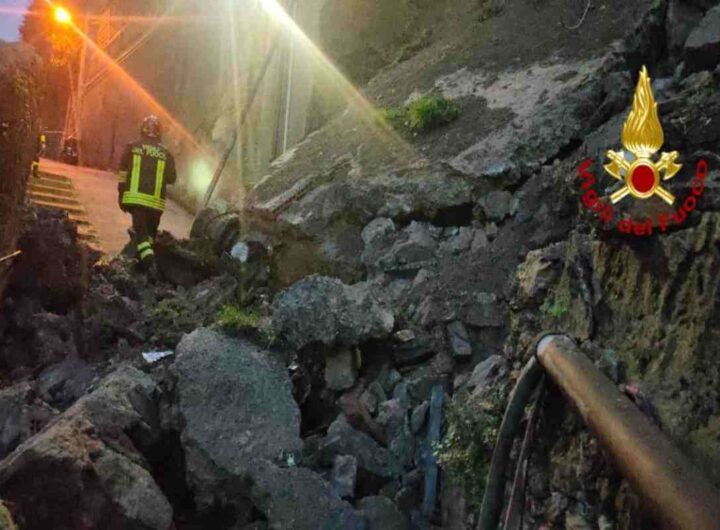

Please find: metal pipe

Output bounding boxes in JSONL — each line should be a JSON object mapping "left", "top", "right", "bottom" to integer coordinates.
{"left": 0, "top": 251, "right": 21, "bottom": 265}
{"left": 537, "top": 335, "right": 720, "bottom": 530}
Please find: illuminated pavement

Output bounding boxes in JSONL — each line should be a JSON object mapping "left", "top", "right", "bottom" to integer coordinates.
{"left": 37, "top": 158, "right": 194, "bottom": 256}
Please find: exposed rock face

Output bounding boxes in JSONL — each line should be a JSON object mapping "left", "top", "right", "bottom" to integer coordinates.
{"left": 0, "top": 365, "right": 172, "bottom": 530}
{"left": 684, "top": 5, "right": 720, "bottom": 72}
{"left": 271, "top": 276, "right": 395, "bottom": 350}
{"left": 174, "top": 328, "right": 363, "bottom": 528}
{"left": 0, "top": 42, "right": 39, "bottom": 302}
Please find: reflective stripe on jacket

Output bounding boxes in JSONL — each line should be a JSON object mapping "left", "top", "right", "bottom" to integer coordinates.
{"left": 117, "top": 140, "right": 176, "bottom": 212}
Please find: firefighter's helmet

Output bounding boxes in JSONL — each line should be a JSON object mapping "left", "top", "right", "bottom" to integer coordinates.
{"left": 141, "top": 115, "right": 162, "bottom": 139}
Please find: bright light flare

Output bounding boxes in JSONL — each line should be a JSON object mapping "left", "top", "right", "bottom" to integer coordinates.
{"left": 83, "top": 13, "right": 214, "bottom": 24}
{"left": 257, "top": 0, "right": 415, "bottom": 160}
{"left": 54, "top": 6, "right": 72, "bottom": 24}
{"left": 2, "top": 7, "right": 214, "bottom": 26}
{"left": 189, "top": 158, "right": 214, "bottom": 196}
{"left": 62, "top": 18, "right": 205, "bottom": 153}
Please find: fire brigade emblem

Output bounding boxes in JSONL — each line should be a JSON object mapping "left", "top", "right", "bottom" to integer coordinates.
{"left": 604, "top": 66, "right": 681, "bottom": 205}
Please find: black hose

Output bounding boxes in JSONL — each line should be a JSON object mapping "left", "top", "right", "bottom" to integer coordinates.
{"left": 476, "top": 355, "right": 544, "bottom": 530}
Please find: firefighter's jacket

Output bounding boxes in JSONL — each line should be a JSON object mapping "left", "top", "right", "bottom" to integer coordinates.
{"left": 117, "top": 140, "right": 176, "bottom": 212}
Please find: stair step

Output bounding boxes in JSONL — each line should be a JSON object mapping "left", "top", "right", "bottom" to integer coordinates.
{"left": 36, "top": 171, "right": 71, "bottom": 183}
{"left": 32, "top": 199, "right": 87, "bottom": 216}
{"left": 29, "top": 191, "right": 81, "bottom": 206}
{"left": 78, "top": 232, "right": 99, "bottom": 242}
{"left": 77, "top": 233, "right": 102, "bottom": 251}
{"left": 69, "top": 215, "right": 92, "bottom": 226}
{"left": 30, "top": 177, "right": 74, "bottom": 191}
{"left": 76, "top": 224, "right": 97, "bottom": 236}
{"left": 33, "top": 169, "right": 104, "bottom": 254}
{"left": 28, "top": 183, "right": 76, "bottom": 198}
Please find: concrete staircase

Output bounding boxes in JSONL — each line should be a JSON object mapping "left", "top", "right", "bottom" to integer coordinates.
{"left": 28, "top": 171, "right": 102, "bottom": 251}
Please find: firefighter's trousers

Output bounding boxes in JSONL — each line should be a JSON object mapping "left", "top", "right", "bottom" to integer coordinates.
{"left": 130, "top": 207, "right": 162, "bottom": 268}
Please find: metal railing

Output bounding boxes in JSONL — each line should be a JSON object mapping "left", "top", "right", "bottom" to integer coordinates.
{"left": 478, "top": 334, "right": 720, "bottom": 530}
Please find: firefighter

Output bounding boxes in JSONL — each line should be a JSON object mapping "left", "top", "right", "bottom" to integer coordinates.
{"left": 117, "top": 115, "right": 177, "bottom": 273}
{"left": 32, "top": 131, "right": 46, "bottom": 178}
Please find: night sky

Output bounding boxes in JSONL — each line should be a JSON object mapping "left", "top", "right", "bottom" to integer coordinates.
{"left": 0, "top": 0, "right": 30, "bottom": 42}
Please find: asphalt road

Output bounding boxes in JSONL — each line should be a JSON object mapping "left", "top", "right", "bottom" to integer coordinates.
{"left": 39, "top": 158, "right": 194, "bottom": 256}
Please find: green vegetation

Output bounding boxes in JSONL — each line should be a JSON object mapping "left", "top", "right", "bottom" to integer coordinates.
{"left": 150, "top": 297, "right": 186, "bottom": 326}
{"left": 380, "top": 95, "right": 460, "bottom": 132}
{"left": 435, "top": 386, "right": 507, "bottom": 506}
{"left": 215, "top": 303, "right": 260, "bottom": 333}
{"left": 407, "top": 96, "right": 461, "bottom": 131}
{"left": 542, "top": 290, "right": 571, "bottom": 319}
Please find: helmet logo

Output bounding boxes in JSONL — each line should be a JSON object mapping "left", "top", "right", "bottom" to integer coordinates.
{"left": 142, "top": 115, "right": 162, "bottom": 139}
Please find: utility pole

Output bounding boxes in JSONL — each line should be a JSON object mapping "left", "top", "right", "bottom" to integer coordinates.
{"left": 75, "top": 15, "right": 89, "bottom": 166}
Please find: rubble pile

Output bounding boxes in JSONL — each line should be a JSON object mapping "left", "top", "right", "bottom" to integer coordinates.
{"left": 0, "top": 0, "right": 720, "bottom": 528}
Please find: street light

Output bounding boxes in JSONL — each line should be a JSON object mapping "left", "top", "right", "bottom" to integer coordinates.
{"left": 54, "top": 6, "right": 73, "bottom": 25}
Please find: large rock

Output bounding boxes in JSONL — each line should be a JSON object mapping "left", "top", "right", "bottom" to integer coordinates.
{"left": 174, "top": 329, "right": 301, "bottom": 498}
{"left": 249, "top": 460, "right": 365, "bottom": 530}
{"left": 447, "top": 321, "right": 472, "bottom": 358}
{"left": 320, "top": 415, "right": 401, "bottom": 479}
{"left": 271, "top": 276, "right": 395, "bottom": 350}
{"left": 362, "top": 222, "right": 440, "bottom": 275}
{"left": 465, "top": 355, "right": 508, "bottom": 394}
{"left": 684, "top": 5, "right": 720, "bottom": 73}
{"left": 514, "top": 242, "right": 566, "bottom": 306}
{"left": 325, "top": 349, "right": 359, "bottom": 391}
{"left": 36, "top": 357, "right": 94, "bottom": 410}
{"left": 174, "top": 329, "right": 362, "bottom": 528}
{"left": 478, "top": 191, "right": 518, "bottom": 222}
{"left": 330, "top": 454, "right": 357, "bottom": 498}
{"left": 0, "top": 365, "right": 172, "bottom": 530}
{"left": 377, "top": 399, "right": 415, "bottom": 471}
{"left": 0, "top": 308, "right": 78, "bottom": 377}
